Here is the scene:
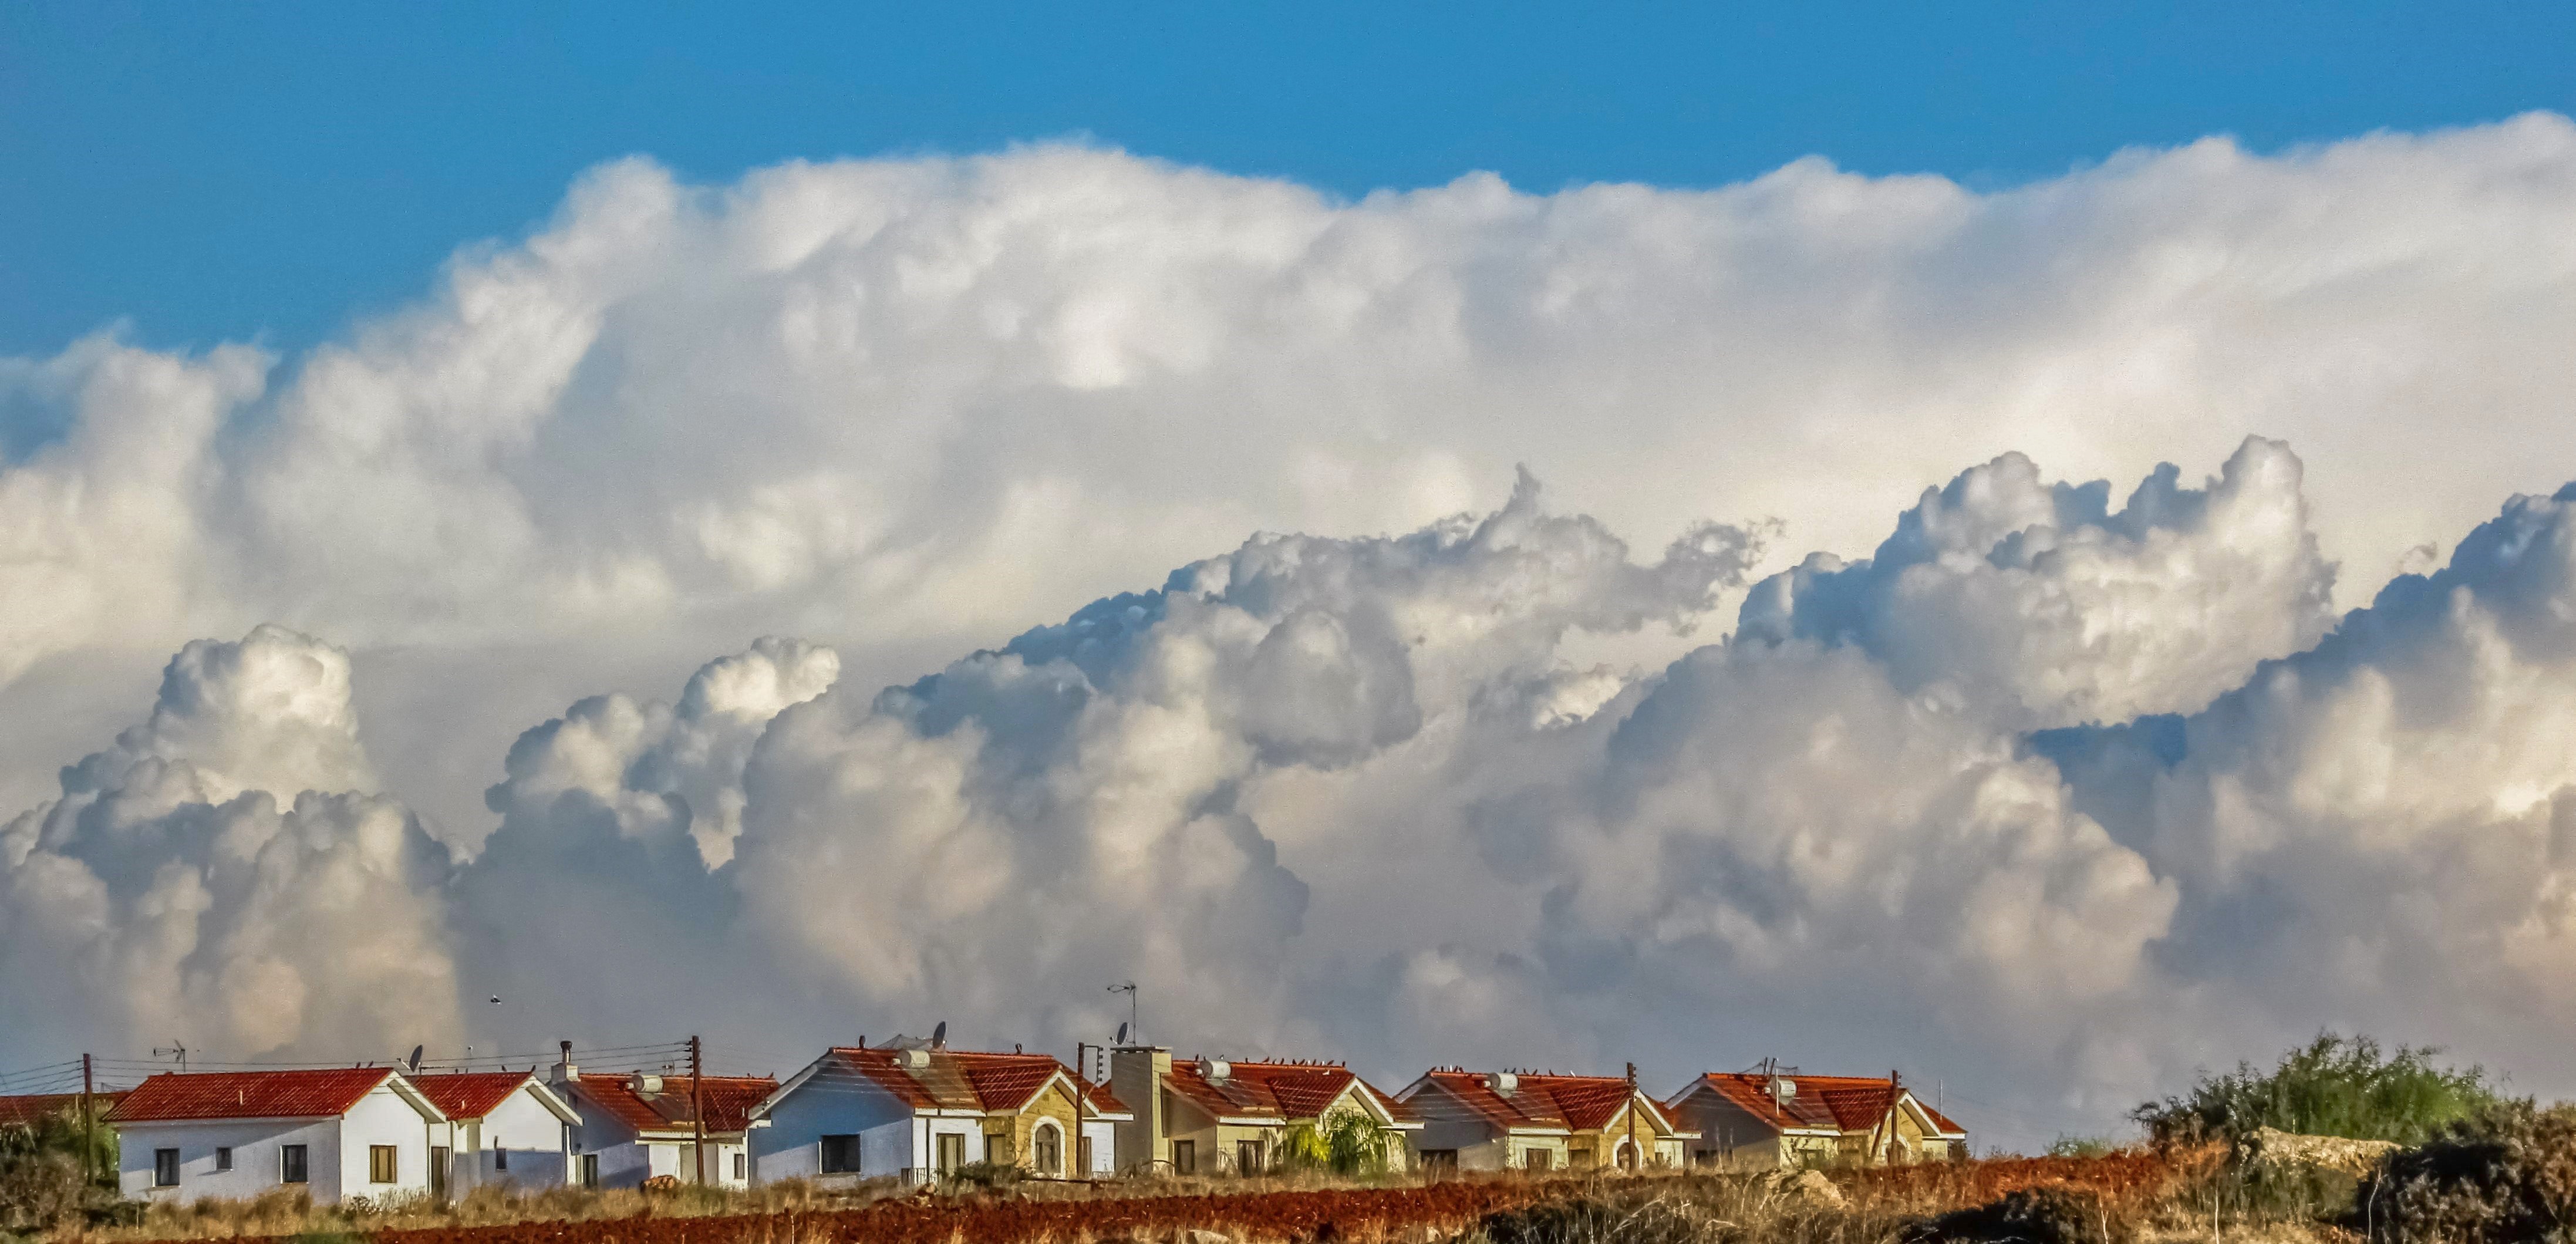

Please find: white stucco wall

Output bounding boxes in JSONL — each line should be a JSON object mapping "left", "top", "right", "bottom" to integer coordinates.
{"left": 336, "top": 1083, "right": 439, "bottom": 1203}
{"left": 118, "top": 1116, "right": 341, "bottom": 1205}
{"left": 447, "top": 1087, "right": 574, "bottom": 1192}
{"left": 748, "top": 1073, "right": 913, "bottom": 1184}
{"left": 1080, "top": 1120, "right": 1119, "bottom": 1176}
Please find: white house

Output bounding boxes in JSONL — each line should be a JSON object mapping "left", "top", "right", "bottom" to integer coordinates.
{"left": 549, "top": 1051, "right": 773, "bottom": 1189}
{"left": 107, "top": 1068, "right": 446, "bottom": 1206}
{"left": 409, "top": 1071, "right": 583, "bottom": 1196}
{"left": 750, "top": 1043, "right": 1131, "bottom": 1184}
{"left": 1396, "top": 1068, "right": 1694, "bottom": 1172}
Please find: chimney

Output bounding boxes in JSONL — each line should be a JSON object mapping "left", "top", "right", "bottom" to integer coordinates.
{"left": 551, "top": 1041, "right": 577, "bottom": 1085}
{"left": 1111, "top": 1043, "right": 1171, "bottom": 1178}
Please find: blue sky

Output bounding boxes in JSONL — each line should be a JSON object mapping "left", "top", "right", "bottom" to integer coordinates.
{"left": 5, "top": 1, "right": 2570, "bottom": 356}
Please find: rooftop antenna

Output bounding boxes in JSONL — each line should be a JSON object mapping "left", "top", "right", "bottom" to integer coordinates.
{"left": 1108, "top": 982, "right": 1138, "bottom": 1043}
{"left": 1115, "top": 1022, "right": 1129, "bottom": 1046}
{"left": 154, "top": 1042, "right": 188, "bottom": 1074}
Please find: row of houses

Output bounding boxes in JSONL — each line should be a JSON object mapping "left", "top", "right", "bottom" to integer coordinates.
{"left": 38, "top": 1040, "right": 1967, "bottom": 1205}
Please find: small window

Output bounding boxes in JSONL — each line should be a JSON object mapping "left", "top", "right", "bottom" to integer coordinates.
{"left": 370, "top": 1144, "right": 399, "bottom": 1184}
{"left": 1033, "top": 1124, "right": 1061, "bottom": 1176}
{"left": 820, "top": 1134, "right": 862, "bottom": 1174}
{"left": 215, "top": 1146, "right": 234, "bottom": 1172}
{"left": 732, "top": 1151, "right": 746, "bottom": 1181}
{"left": 1172, "top": 1139, "right": 1195, "bottom": 1175}
{"left": 579, "top": 1154, "right": 599, "bottom": 1188}
{"left": 494, "top": 1140, "right": 507, "bottom": 1171}
{"left": 1236, "top": 1138, "right": 1262, "bottom": 1175}
{"left": 282, "top": 1144, "right": 309, "bottom": 1184}
{"left": 1521, "top": 1146, "right": 1553, "bottom": 1172}
{"left": 1420, "top": 1148, "right": 1458, "bottom": 1171}
{"left": 153, "top": 1148, "right": 180, "bottom": 1187}
{"left": 987, "top": 1132, "right": 1013, "bottom": 1165}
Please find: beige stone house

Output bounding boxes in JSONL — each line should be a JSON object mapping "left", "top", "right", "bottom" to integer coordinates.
{"left": 1395, "top": 1068, "right": 1695, "bottom": 1172}
{"left": 1108, "top": 1047, "right": 1418, "bottom": 1175}
{"left": 1663, "top": 1070, "right": 1967, "bottom": 1168}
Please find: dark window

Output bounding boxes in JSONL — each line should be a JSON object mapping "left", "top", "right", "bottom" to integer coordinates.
{"left": 820, "top": 1134, "right": 862, "bottom": 1174}
{"left": 1236, "top": 1139, "right": 1262, "bottom": 1174}
{"left": 281, "top": 1145, "right": 309, "bottom": 1184}
{"left": 1521, "top": 1147, "right": 1553, "bottom": 1172}
{"left": 214, "top": 1147, "right": 233, "bottom": 1172}
{"left": 1172, "top": 1139, "right": 1195, "bottom": 1175}
{"left": 1420, "top": 1148, "right": 1458, "bottom": 1172}
{"left": 733, "top": 1151, "right": 746, "bottom": 1181}
{"left": 1033, "top": 1125, "right": 1060, "bottom": 1176}
{"left": 493, "top": 1140, "right": 507, "bottom": 1171}
{"left": 579, "top": 1154, "right": 599, "bottom": 1188}
{"left": 936, "top": 1132, "right": 966, "bottom": 1174}
{"left": 370, "top": 1145, "right": 398, "bottom": 1183}
{"left": 153, "top": 1148, "right": 180, "bottom": 1187}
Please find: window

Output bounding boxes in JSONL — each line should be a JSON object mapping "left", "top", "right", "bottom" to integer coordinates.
{"left": 153, "top": 1148, "right": 180, "bottom": 1187}
{"left": 936, "top": 1132, "right": 966, "bottom": 1175}
{"left": 1616, "top": 1139, "right": 1638, "bottom": 1171}
{"left": 1235, "top": 1138, "right": 1262, "bottom": 1175}
{"left": 494, "top": 1138, "right": 507, "bottom": 1171}
{"left": 579, "top": 1154, "right": 599, "bottom": 1189}
{"left": 370, "top": 1145, "right": 399, "bottom": 1184}
{"left": 1033, "top": 1124, "right": 1061, "bottom": 1176}
{"left": 214, "top": 1147, "right": 233, "bottom": 1172}
{"left": 1171, "top": 1139, "right": 1195, "bottom": 1175}
{"left": 733, "top": 1151, "right": 746, "bottom": 1181}
{"left": 281, "top": 1145, "right": 309, "bottom": 1184}
{"left": 1419, "top": 1149, "right": 1458, "bottom": 1172}
{"left": 987, "top": 1131, "right": 1013, "bottom": 1165}
{"left": 1520, "top": 1147, "right": 1552, "bottom": 1172}
{"left": 820, "top": 1134, "right": 862, "bottom": 1174}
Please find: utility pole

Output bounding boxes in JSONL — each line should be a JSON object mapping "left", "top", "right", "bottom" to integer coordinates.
{"left": 1626, "top": 1061, "right": 1639, "bottom": 1173}
{"left": 80, "top": 1054, "right": 95, "bottom": 1185}
{"left": 689, "top": 1036, "right": 706, "bottom": 1186}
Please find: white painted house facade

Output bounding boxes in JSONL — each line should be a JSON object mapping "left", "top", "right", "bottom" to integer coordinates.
{"left": 751, "top": 1044, "right": 1129, "bottom": 1185}
{"left": 409, "top": 1071, "right": 583, "bottom": 1195}
{"left": 550, "top": 1054, "right": 773, "bottom": 1189}
{"left": 108, "top": 1068, "right": 446, "bottom": 1206}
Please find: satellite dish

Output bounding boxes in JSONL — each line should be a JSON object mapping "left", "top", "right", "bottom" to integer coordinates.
{"left": 406, "top": 1045, "right": 424, "bottom": 1073}
{"left": 931, "top": 1020, "right": 948, "bottom": 1049}
{"left": 1115, "top": 1022, "right": 1129, "bottom": 1045}
{"left": 490, "top": 995, "right": 502, "bottom": 1005}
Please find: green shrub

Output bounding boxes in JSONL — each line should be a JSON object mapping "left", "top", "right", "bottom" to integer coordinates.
{"left": 2047, "top": 1135, "right": 2122, "bottom": 1159}
{"left": 1282, "top": 1107, "right": 1394, "bottom": 1177}
{"left": 2133, "top": 1033, "right": 2500, "bottom": 1146}
{"left": 943, "top": 1159, "right": 1024, "bottom": 1190}
{"left": 2356, "top": 1101, "right": 2576, "bottom": 1243}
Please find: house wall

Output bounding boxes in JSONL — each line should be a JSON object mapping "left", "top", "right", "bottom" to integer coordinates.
{"left": 338, "top": 1085, "right": 438, "bottom": 1203}
{"left": 117, "top": 1116, "right": 343, "bottom": 1205}
{"left": 1672, "top": 1092, "right": 1808, "bottom": 1169}
{"left": 450, "top": 1090, "right": 573, "bottom": 1192}
{"left": 749, "top": 1073, "right": 915, "bottom": 1184}
{"left": 1108, "top": 1047, "right": 1169, "bottom": 1175}
{"left": 1080, "top": 1119, "right": 1118, "bottom": 1176}
{"left": 562, "top": 1087, "right": 650, "bottom": 1188}
{"left": 1000, "top": 1084, "right": 1080, "bottom": 1177}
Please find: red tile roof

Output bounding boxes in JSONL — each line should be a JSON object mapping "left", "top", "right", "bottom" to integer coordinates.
{"left": 1405, "top": 1070, "right": 1667, "bottom": 1134}
{"left": 571, "top": 1072, "right": 774, "bottom": 1135}
{"left": 1674, "top": 1073, "right": 1964, "bottom": 1138}
{"left": 108, "top": 1070, "right": 403, "bottom": 1123}
{"left": 1162, "top": 1060, "right": 1404, "bottom": 1126}
{"left": 817, "top": 1047, "right": 1095, "bottom": 1114}
{"left": 0, "top": 1092, "right": 126, "bottom": 1127}
{"left": 409, "top": 1072, "right": 538, "bottom": 1121}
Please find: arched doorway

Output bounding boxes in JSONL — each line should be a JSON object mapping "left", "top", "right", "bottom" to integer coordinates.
{"left": 1032, "top": 1120, "right": 1064, "bottom": 1177}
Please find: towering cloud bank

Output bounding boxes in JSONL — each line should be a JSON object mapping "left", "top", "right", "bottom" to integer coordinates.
{"left": 14, "top": 439, "right": 2576, "bottom": 1144}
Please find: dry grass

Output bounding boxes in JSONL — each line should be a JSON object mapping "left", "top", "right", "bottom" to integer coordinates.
{"left": 33, "top": 1152, "right": 2381, "bottom": 1244}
